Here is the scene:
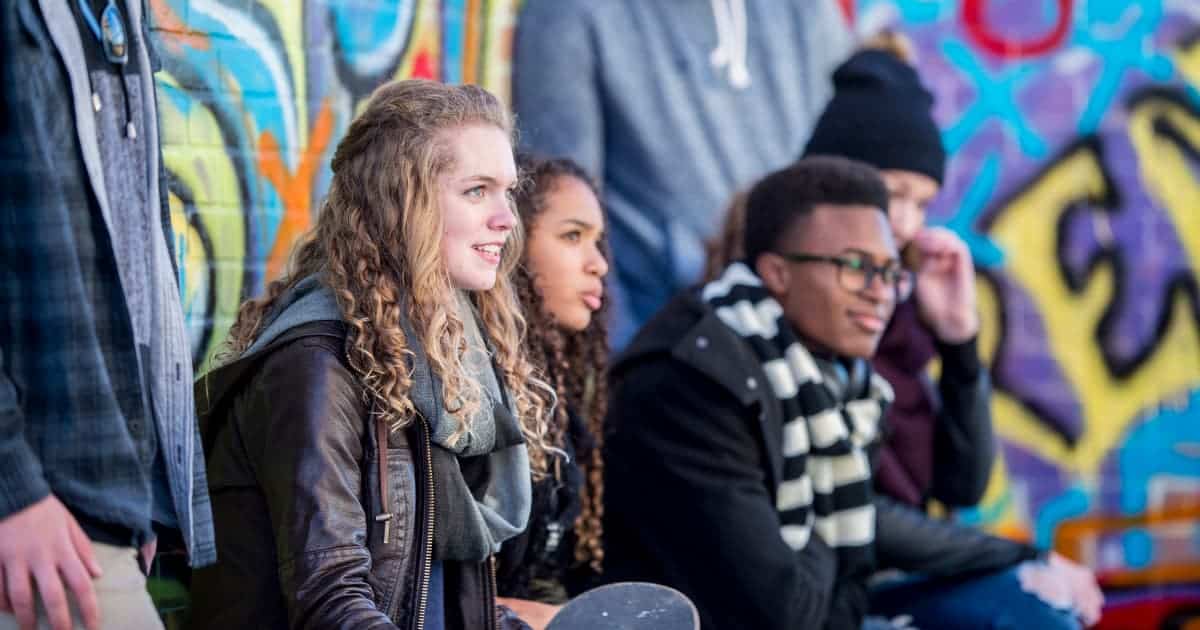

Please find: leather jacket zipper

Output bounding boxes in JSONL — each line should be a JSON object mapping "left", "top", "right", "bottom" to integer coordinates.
{"left": 414, "top": 416, "right": 436, "bottom": 630}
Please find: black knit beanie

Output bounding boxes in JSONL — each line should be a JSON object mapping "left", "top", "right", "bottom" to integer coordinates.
{"left": 803, "top": 49, "right": 946, "bottom": 184}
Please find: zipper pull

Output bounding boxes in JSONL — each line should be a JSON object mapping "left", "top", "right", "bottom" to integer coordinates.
{"left": 375, "top": 512, "right": 393, "bottom": 545}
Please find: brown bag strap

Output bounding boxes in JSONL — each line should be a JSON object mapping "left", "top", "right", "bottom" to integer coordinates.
{"left": 374, "top": 417, "right": 394, "bottom": 544}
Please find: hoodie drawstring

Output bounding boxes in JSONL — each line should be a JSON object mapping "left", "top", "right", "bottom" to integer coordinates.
{"left": 119, "top": 64, "right": 137, "bottom": 139}
{"left": 709, "top": 0, "right": 750, "bottom": 89}
{"left": 76, "top": 0, "right": 136, "bottom": 138}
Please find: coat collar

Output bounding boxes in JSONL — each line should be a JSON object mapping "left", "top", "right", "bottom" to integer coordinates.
{"left": 613, "top": 290, "right": 787, "bottom": 491}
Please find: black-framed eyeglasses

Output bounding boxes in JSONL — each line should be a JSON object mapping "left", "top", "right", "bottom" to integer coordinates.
{"left": 775, "top": 250, "right": 914, "bottom": 301}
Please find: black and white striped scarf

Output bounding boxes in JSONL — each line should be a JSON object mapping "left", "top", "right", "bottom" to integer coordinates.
{"left": 702, "top": 262, "right": 892, "bottom": 571}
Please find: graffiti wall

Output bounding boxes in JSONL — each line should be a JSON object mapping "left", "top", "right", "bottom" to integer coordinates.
{"left": 148, "top": 0, "right": 517, "bottom": 369}
{"left": 848, "top": 0, "right": 1200, "bottom": 625}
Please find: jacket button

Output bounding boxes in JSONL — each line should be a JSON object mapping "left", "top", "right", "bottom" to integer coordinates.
{"left": 696, "top": 336, "right": 709, "bottom": 349}
{"left": 746, "top": 377, "right": 757, "bottom": 390}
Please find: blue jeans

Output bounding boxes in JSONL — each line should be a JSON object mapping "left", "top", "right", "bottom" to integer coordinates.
{"left": 870, "top": 567, "right": 1081, "bottom": 630}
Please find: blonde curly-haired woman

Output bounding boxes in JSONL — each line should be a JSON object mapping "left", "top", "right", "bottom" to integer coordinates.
{"left": 190, "top": 79, "right": 549, "bottom": 630}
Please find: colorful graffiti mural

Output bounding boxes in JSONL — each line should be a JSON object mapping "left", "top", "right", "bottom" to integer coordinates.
{"left": 850, "top": 0, "right": 1200, "bottom": 626}
{"left": 149, "top": 0, "right": 517, "bottom": 369}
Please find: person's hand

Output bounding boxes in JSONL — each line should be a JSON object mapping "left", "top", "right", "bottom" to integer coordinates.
{"left": 139, "top": 538, "right": 157, "bottom": 576}
{"left": 496, "top": 596, "right": 561, "bottom": 630}
{"left": 912, "top": 227, "right": 979, "bottom": 344}
{"left": 1017, "top": 553, "right": 1105, "bottom": 627}
{"left": 1049, "top": 552, "right": 1104, "bottom": 626}
{"left": 0, "top": 495, "right": 103, "bottom": 630}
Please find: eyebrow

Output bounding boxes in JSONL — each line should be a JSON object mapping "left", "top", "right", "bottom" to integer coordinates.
{"left": 842, "top": 248, "right": 900, "bottom": 266}
{"left": 559, "top": 218, "right": 598, "bottom": 230}
{"left": 458, "top": 174, "right": 518, "bottom": 187}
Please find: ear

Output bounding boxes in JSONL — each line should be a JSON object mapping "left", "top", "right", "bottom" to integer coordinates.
{"left": 755, "top": 253, "right": 790, "bottom": 297}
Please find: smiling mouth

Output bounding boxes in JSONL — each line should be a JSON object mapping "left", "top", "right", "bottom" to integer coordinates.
{"left": 848, "top": 311, "right": 885, "bottom": 333}
{"left": 472, "top": 243, "right": 503, "bottom": 264}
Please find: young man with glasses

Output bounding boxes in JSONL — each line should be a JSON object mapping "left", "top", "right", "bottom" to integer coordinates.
{"left": 602, "top": 157, "right": 1084, "bottom": 629}
{"left": 800, "top": 40, "right": 1102, "bottom": 629}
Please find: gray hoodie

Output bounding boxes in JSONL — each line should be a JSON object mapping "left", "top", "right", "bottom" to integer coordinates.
{"left": 514, "top": 0, "right": 853, "bottom": 347}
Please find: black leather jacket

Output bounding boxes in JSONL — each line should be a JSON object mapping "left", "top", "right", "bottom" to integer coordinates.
{"left": 190, "top": 321, "right": 507, "bottom": 629}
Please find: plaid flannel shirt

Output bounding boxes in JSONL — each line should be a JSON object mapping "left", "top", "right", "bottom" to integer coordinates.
{"left": 0, "top": 0, "right": 214, "bottom": 566}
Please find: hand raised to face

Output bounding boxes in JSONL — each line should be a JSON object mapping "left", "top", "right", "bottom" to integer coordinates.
{"left": 911, "top": 226, "right": 979, "bottom": 344}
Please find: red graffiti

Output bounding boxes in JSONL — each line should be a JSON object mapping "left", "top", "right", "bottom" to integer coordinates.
{"left": 963, "top": 0, "right": 1073, "bottom": 59}
{"left": 412, "top": 50, "right": 436, "bottom": 80}
{"left": 838, "top": 0, "right": 855, "bottom": 27}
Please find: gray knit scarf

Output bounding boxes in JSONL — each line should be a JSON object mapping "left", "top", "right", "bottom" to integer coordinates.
{"left": 245, "top": 276, "right": 530, "bottom": 563}
{"left": 423, "top": 293, "right": 531, "bottom": 562}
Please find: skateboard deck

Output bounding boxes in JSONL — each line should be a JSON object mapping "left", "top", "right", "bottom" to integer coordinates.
{"left": 546, "top": 582, "right": 700, "bottom": 630}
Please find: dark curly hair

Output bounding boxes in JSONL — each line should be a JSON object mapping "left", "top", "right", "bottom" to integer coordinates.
{"left": 512, "top": 154, "right": 610, "bottom": 573}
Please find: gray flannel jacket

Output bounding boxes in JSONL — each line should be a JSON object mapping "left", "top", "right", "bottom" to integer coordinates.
{"left": 0, "top": 0, "right": 214, "bottom": 566}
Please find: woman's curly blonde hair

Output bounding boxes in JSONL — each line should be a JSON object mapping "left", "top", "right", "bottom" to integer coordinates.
{"left": 222, "top": 79, "right": 550, "bottom": 473}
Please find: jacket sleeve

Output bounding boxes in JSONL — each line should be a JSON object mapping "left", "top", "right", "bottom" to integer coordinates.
{"left": 605, "top": 357, "right": 859, "bottom": 630}
{"left": 512, "top": 0, "right": 604, "bottom": 180}
{"left": 929, "top": 335, "right": 996, "bottom": 507}
{"left": 874, "top": 494, "right": 1039, "bottom": 578}
{"left": 0, "top": 348, "right": 51, "bottom": 519}
{"left": 246, "top": 340, "right": 399, "bottom": 630}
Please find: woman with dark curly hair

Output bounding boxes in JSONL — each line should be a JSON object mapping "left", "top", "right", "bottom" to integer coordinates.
{"left": 494, "top": 155, "right": 611, "bottom": 629}
{"left": 189, "top": 79, "right": 549, "bottom": 630}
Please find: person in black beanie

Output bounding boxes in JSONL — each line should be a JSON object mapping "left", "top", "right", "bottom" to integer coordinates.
{"left": 805, "top": 36, "right": 986, "bottom": 527}
{"left": 801, "top": 36, "right": 1104, "bottom": 629}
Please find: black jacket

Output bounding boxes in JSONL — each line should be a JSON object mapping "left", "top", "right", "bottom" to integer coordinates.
{"left": 602, "top": 291, "right": 1038, "bottom": 630}
{"left": 496, "top": 407, "right": 597, "bottom": 601}
{"left": 190, "top": 321, "right": 508, "bottom": 629}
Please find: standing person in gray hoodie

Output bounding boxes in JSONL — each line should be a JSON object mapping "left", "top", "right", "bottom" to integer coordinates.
{"left": 513, "top": 0, "right": 854, "bottom": 348}
{"left": 0, "top": 1, "right": 214, "bottom": 629}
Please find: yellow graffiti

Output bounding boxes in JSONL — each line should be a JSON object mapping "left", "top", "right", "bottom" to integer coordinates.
{"left": 167, "top": 190, "right": 209, "bottom": 347}
{"left": 1131, "top": 94, "right": 1200, "bottom": 295}
{"left": 970, "top": 84, "right": 1200, "bottom": 549}
{"left": 158, "top": 72, "right": 248, "bottom": 365}
{"left": 479, "top": 0, "right": 518, "bottom": 101}
{"left": 258, "top": 0, "right": 308, "bottom": 146}
{"left": 988, "top": 140, "right": 1200, "bottom": 474}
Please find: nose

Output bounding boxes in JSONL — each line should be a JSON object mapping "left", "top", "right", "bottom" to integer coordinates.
{"left": 488, "top": 199, "right": 516, "bottom": 233}
{"left": 585, "top": 243, "right": 609, "bottom": 277}
{"left": 889, "top": 199, "right": 923, "bottom": 245}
